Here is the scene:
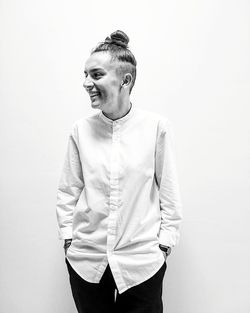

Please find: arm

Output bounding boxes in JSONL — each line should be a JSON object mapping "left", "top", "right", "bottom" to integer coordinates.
{"left": 155, "top": 118, "right": 183, "bottom": 248}
{"left": 56, "top": 123, "right": 85, "bottom": 240}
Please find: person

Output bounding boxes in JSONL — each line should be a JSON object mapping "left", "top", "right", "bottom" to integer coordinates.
{"left": 56, "top": 30, "right": 182, "bottom": 313}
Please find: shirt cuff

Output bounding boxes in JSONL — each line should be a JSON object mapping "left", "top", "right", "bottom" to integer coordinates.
{"left": 158, "top": 229, "right": 180, "bottom": 248}
{"left": 58, "top": 227, "right": 73, "bottom": 240}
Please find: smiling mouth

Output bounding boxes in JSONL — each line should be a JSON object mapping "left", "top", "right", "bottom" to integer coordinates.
{"left": 89, "top": 92, "right": 101, "bottom": 99}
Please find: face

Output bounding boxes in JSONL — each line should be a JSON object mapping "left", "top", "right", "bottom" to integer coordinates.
{"left": 83, "top": 52, "right": 123, "bottom": 111}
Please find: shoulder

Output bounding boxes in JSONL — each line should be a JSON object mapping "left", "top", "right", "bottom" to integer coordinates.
{"left": 70, "top": 111, "right": 100, "bottom": 131}
{"left": 65, "top": 112, "right": 100, "bottom": 140}
{"left": 135, "top": 106, "right": 172, "bottom": 129}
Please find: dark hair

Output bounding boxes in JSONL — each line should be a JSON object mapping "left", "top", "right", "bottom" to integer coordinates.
{"left": 91, "top": 30, "right": 137, "bottom": 94}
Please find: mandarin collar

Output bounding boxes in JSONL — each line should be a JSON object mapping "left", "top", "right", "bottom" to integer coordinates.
{"left": 98, "top": 103, "right": 135, "bottom": 125}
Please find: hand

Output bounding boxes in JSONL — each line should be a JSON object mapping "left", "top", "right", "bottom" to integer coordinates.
{"left": 64, "top": 239, "right": 72, "bottom": 255}
{"left": 159, "top": 244, "right": 171, "bottom": 261}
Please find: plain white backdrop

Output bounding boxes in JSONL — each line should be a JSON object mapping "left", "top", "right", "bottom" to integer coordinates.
{"left": 0, "top": 0, "right": 249, "bottom": 312}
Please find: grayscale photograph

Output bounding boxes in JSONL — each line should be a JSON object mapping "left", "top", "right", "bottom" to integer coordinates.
{"left": 0, "top": 1, "right": 249, "bottom": 313}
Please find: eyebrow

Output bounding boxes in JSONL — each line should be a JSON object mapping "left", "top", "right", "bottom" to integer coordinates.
{"left": 84, "top": 68, "right": 105, "bottom": 74}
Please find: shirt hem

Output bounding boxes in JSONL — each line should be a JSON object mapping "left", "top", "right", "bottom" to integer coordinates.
{"left": 117, "top": 258, "right": 166, "bottom": 294}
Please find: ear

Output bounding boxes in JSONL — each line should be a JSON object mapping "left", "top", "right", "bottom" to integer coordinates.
{"left": 121, "top": 73, "right": 133, "bottom": 89}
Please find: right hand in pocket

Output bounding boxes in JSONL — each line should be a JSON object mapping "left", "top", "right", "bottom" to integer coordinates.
{"left": 64, "top": 239, "right": 72, "bottom": 255}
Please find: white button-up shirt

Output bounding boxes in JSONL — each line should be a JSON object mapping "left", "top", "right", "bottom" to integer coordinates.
{"left": 56, "top": 104, "right": 182, "bottom": 294}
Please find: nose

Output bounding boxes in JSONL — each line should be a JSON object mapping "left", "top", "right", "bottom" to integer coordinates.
{"left": 83, "top": 76, "right": 94, "bottom": 90}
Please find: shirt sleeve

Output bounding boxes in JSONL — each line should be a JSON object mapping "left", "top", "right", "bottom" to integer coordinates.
{"left": 56, "top": 122, "right": 85, "bottom": 240}
{"left": 155, "top": 118, "right": 183, "bottom": 248}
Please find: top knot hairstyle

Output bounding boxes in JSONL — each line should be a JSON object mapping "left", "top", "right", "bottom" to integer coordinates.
{"left": 91, "top": 30, "right": 137, "bottom": 94}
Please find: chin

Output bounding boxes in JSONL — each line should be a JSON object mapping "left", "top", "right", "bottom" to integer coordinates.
{"left": 91, "top": 100, "right": 101, "bottom": 108}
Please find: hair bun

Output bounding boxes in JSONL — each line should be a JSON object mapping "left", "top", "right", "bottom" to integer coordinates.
{"left": 105, "top": 30, "right": 129, "bottom": 48}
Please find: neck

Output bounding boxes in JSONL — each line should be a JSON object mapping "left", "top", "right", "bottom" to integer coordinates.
{"left": 102, "top": 97, "right": 131, "bottom": 121}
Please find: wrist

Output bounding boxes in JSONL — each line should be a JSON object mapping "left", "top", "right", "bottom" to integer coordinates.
{"left": 159, "top": 244, "right": 172, "bottom": 256}
{"left": 64, "top": 239, "right": 72, "bottom": 249}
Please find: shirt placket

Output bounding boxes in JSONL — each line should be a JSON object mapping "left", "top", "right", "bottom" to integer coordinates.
{"left": 107, "top": 121, "right": 121, "bottom": 256}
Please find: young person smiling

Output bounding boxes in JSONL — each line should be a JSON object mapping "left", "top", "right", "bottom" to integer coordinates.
{"left": 56, "top": 30, "right": 182, "bottom": 313}
{"left": 83, "top": 33, "right": 136, "bottom": 120}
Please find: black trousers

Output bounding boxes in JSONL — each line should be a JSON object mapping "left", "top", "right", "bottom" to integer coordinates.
{"left": 65, "top": 258, "right": 167, "bottom": 313}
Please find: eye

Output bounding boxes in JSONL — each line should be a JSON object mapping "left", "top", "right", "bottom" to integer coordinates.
{"left": 93, "top": 72, "right": 103, "bottom": 79}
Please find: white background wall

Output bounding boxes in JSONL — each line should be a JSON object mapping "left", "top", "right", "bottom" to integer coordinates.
{"left": 0, "top": 0, "right": 249, "bottom": 312}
